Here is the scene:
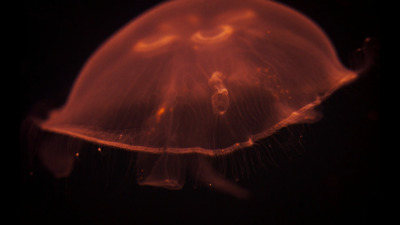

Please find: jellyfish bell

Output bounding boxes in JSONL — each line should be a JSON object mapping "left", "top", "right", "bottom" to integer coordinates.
{"left": 33, "top": 0, "right": 359, "bottom": 198}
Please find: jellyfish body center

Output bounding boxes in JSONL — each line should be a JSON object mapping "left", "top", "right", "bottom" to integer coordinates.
{"left": 209, "top": 71, "right": 229, "bottom": 115}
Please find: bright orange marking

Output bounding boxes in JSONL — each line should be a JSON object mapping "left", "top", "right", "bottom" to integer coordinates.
{"left": 156, "top": 107, "right": 166, "bottom": 123}
{"left": 157, "top": 107, "right": 166, "bottom": 116}
{"left": 134, "top": 35, "right": 176, "bottom": 52}
{"left": 191, "top": 25, "right": 233, "bottom": 44}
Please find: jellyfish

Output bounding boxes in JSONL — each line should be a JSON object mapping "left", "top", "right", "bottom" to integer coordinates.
{"left": 30, "top": 0, "right": 360, "bottom": 198}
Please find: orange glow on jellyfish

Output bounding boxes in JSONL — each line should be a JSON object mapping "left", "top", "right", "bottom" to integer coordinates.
{"left": 34, "top": 0, "right": 359, "bottom": 198}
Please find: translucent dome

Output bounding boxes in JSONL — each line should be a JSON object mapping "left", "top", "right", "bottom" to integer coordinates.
{"left": 37, "top": 0, "right": 357, "bottom": 196}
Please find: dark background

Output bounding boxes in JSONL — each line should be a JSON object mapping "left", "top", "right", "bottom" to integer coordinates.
{"left": 19, "top": 0, "right": 380, "bottom": 224}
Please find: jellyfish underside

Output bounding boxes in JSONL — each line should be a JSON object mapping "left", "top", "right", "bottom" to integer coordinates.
{"left": 36, "top": 0, "right": 357, "bottom": 197}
